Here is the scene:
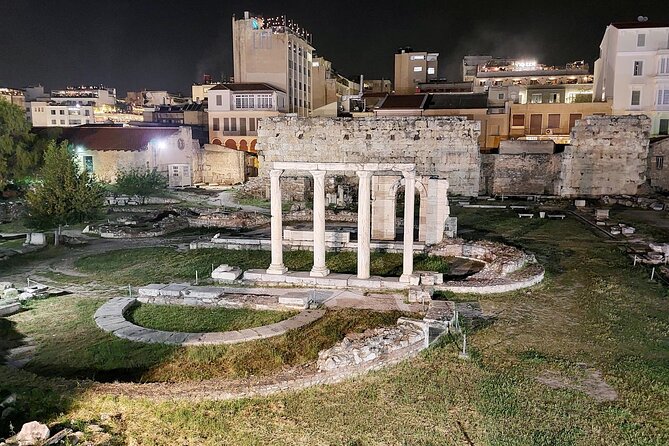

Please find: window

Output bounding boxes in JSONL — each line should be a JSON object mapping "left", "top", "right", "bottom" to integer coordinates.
{"left": 51, "top": 120, "right": 56, "bottom": 125}
{"left": 637, "top": 33, "right": 646, "bottom": 47}
{"left": 631, "top": 90, "right": 641, "bottom": 106}
{"left": 660, "top": 119, "right": 669, "bottom": 135}
{"left": 530, "top": 93, "right": 543, "bottom": 104}
{"left": 410, "top": 55, "right": 425, "bottom": 61}
{"left": 548, "top": 114, "right": 561, "bottom": 129}
{"left": 249, "top": 118, "right": 256, "bottom": 132}
{"left": 569, "top": 113, "right": 582, "bottom": 131}
{"left": 212, "top": 117, "right": 220, "bottom": 131}
{"left": 634, "top": 61, "right": 644, "bottom": 76}
{"left": 498, "top": 93, "right": 505, "bottom": 100}
{"left": 84, "top": 110, "right": 90, "bottom": 116}
{"left": 60, "top": 119, "right": 65, "bottom": 125}
{"left": 216, "top": 95, "right": 222, "bottom": 106}
{"left": 239, "top": 118, "right": 246, "bottom": 135}
{"left": 235, "top": 94, "right": 255, "bottom": 109}
{"left": 256, "top": 94, "right": 273, "bottom": 109}
{"left": 230, "top": 118, "right": 237, "bottom": 132}
{"left": 50, "top": 110, "right": 55, "bottom": 115}
{"left": 656, "top": 156, "right": 664, "bottom": 170}
{"left": 223, "top": 118, "right": 230, "bottom": 131}
{"left": 657, "top": 89, "right": 669, "bottom": 105}
{"left": 427, "top": 67, "right": 435, "bottom": 75}
{"left": 660, "top": 57, "right": 669, "bottom": 75}
{"left": 512, "top": 114, "right": 525, "bottom": 127}
{"left": 413, "top": 66, "right": 423, "bottom": 72}
{"left": 59, "top": 110, "right": 65, "bottom": 115}
{"left": 83, "top": 156, "right": 93, "bottom": 173}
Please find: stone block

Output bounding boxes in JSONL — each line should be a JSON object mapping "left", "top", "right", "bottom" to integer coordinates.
{"left": 243, "top": 269, "right": 264, "bottom": 281}
{"left": 0, "top": 301, "right": 21, "bottom": 316}
{"left": 25, "top": 232, "right": 46, "bottom": 245}
{"left": 138, "top": 284, "right": 167, "bottom": 297}
{"left": 211, "top": 265, "right": 242, "bottom": 282}
{"left": 407, "top": 286, "right": 433, "bottom": 303}
{"left": 183, "top": 286, "right": 224, "bottom": 299}
{"left": 574, "top": 199, "right": 586, "bottom": 207}
{"left": 278, "top": 295, "right": 308, "bottom": 308}
{"left": 348, "top": 277, "right": 383, "bottom": 289}
{"left": 0, "top": 281, "right": 13, "bottom": 290}
{"left": 160, "top": 283, "right": 191, "bottom": 297}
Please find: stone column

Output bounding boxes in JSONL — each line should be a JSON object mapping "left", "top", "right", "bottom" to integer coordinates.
{"left": 400, "top": 170, "right": 415, "bottom": 283}
{"left": 356, "top": 171, "right": 373, "bottom": 279}
{"left": 310, "top": 170, "right": 330, "bottom": 277}
{"left": 266, "top": 169, "right": 287, "bottom": 275}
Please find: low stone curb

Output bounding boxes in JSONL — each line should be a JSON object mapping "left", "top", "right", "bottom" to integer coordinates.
{"left": 93, "top": 297, "right": 325, "bottom": 346}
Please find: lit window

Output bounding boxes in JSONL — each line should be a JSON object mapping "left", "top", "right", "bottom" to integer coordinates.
{"left": 413, "top": 66, "right": 423, "bottom": 72}
{"left": 410, "top": 55, "right": 425, "bottom": 61}
{"left": 531, "top": 93, "right": 543, "bottom": 104}
{"left": 631, "top": 90, "right": 641, "bottom": 106}
{"left": 634, "top": 61, "right": 644, "bottom": 76}
{"left": 637, "top": 33, "right": 646, "bottom": 47}
{"left": 427, "top": 67, "right": 435, "bottom": 75}
{"left": 312, "top": 61, "right": 319, "bottom": 67}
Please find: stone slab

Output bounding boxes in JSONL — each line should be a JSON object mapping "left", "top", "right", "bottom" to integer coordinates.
{"left": 160, "top": 283, "right": 191, "bottom": 297}
{"left": 0, "top": 302, "right": 21, "bottom": 316}
{"left": 137, "top": 284, "right": 167, "bottom": 297}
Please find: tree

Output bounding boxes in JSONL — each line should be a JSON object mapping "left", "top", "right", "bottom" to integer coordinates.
{"left": 26, "top": 140, "right": 104, "bottom": 229}
{"left": 114, "top": 168, "right": 168, "bottom": 204}
{"left": 0, "top": 101, "right": 43, "bottom": 188}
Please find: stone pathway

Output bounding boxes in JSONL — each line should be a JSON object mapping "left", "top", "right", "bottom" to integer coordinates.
{"left": 94, "top": 297, "right": 325, "bottom": 346}
{"left": 5, "top": 337, "right": 37, "bottom": 369}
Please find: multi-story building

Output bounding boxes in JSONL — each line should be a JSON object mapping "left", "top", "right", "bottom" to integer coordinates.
{"left": 393, "top": 48, "right": 438, "bottom": 94}
{"left": 206, "top": 83, "right": 287, "bottom": 151}
{"left": 311, "top": 56, "right": 360, "bottom": 116}
{"left": 362, "top": 79, "right": 392, "bottom": 94}
{"left": 0, "top": 88, "right": 25, "bottom": 108}
{"left": 462, "top": 55, "right": 493, "bottom": 82}
{"left": 50, "top": 86, "right": 116, "bottom": 107}
{"left": 29, "top": 100, "right": 95, "bottom": 127}
{"left": 232, "top": 11, "right": 313, "bottom": 116}
{"left": 593, "top": 20, "right": 669, "bottom": 135}
{"left": 145, "top": 103, "right": 207, "bottom": 127}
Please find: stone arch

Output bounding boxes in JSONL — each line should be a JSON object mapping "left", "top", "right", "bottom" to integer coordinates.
{"left": 371, "top": 175, "right": 428, "bottom": 242}
{"left": 239, "top": 139, "right": 249, "bottom": 151}
{"left": 211, "top": 138, "right": 222, "bottom": 145}
{"left": 250, "top": 139, "right": 258, "bottom": 152}
{"left": 224, "top": 139, "right": 237, "bottom": 150}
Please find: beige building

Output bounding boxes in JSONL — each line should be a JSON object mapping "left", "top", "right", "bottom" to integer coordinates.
{"left": 0, "top": 88, "right": 25, "bottom": 108}
{"left": 394, "top": 48, "right": 438, "bottom": 94}
{"left": 207, "top": 83, "right": 287, "bottom": 152}
{"left": 311, "top": 57, "right": 360, "bottom": 116}
{"left": 232, "top": 12, "right": 313, "bottom": 116}
{"left": 363, "top": 79, "right": 392, "bottom": 94}
{"left": 509, "top": 101, "right": 612, "bottom": 140}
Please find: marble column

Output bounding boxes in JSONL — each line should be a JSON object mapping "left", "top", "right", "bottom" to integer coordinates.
{"left": 310, "top": 170, "right": 330, "bottom": 277}
{"left": 266, "top": 169, "right": 287, "bottom": 275}
{"left": 400, "top": 170, "right": 416, "bottom": 283}
{"left": 356, "top": 170, "right": 373, "bottom": 279}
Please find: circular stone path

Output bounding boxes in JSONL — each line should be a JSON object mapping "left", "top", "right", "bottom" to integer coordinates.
{"left": 94, "top": 297, "right": 325, "bottom": 346}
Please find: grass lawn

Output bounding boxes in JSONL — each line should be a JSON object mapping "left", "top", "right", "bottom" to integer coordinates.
{"left": 73, "top": 248, "right": 452, "bottom": 285}
{"left": 1, "top": 207, "right": 668, "bottom": 444}
{"left": 126, "top": 303, "right": 297, "bottom": 333}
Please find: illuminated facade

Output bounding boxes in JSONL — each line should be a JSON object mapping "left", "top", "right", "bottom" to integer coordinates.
{"left": 232, "top": 11, "right": 313, "bottom": 116}
{"left": 394, "top": 48, "right": 439, "bottom": 94}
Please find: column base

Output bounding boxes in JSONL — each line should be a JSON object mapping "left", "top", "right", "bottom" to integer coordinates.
{"left": 266, "top": 264, "right": 287, "bottom": 275}
{"left": 310, "top": 267, "right": 330, "bottom": 278}
{"left": 399, "top": 274, "right": 419, "bottom": 285}
{"left": 357, "top": 273, "right": 371, "bottom": 280}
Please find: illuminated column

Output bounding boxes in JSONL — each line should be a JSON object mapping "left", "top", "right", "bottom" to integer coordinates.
{"left": 266, "top": 169, "right": 287, "bottom": 275}
{"left": 310, "top": 170, "right": 330, "bottom": 277}
{"left": 400, "top": 170, "right": 416, "bottom": 283}
{"left": 356, "top": 170, "right": 373, "bottom": 279}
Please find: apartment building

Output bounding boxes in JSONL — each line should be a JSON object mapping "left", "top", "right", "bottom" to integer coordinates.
{"left": 394, "top": 48, "right": 438, "bottom": 94}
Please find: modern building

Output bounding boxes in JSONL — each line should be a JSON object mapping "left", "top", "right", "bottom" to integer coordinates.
{"left": 144, "top": 103, "right": 207, "bottom": 127}
{"left": 462, "top": 55, "right": 493, "bottom": 82}
{"left": 206, "top": 82, "right": 288, "bottom": 152}
{"left": 362, "top": 79, "right": 392, "bottom": 94}
{"left": 232, "top": 11, "right": 313, "bottom": 116}
{"left": 593, "top": 20, "right": 669, "bottom": 135}
{"left": 50, "top": 86, "right": 116, "bottom": 107}
{"left": 393, "top": 48, "right": 438, "bottom": 94}
{"left": 0, "top": 88, "right": 25, "bottom": 108}
{"left": 311, "top": 56, "right": 360, "bottom": 116}
{"left": 29, "top": 100, "right": 95, "bottom": 127}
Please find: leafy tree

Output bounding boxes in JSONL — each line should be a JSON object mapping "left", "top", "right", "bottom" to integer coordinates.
{"left": 115, "top": 168, "right": 168, "bottom": 204}
{"left": 26, "top": 140, "right": 103, "bottom": 229}
{"left": 0, "top": 101, "right": 43, "bottom": 188}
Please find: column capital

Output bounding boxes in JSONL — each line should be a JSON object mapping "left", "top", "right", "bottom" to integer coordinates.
{"left": 402, "top": 170, "right": 416, "bottom": 180}
{"left": 356, "top": 170, "right": 374, "bottom": 179}
{"left": 310, "top": 170, "right": 326, "bottom": 179}
{"left": 269, "top": 169, "right": 284, "bottom": 179}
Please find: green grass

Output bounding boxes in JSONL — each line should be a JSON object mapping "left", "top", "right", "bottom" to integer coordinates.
{"left": 2, "top": 206, "right": 669, "bottom": 444}
{"left": 73, "top": 248, "right": 452, "bottom": 285}
{"left": 0, "top": 238, "right": 24, "bottom": 250}
{"left": 126, "top": 303, "right": 296, "bottom": 333}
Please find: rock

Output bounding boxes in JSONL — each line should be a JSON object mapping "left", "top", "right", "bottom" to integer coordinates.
{"left": 85, "top": 424, "right": 103, "bottom": 433}
{"left": 44, "top": 429, "right": 72, "bottom": 445}
{"left": 65, "top": 431, "right": 84, "bottom": 445}
{"left": 3, "top": 288, "right": 19, "bottom": 299}
{"left": 17, "top": 292, "right": 34, "bottom": 302}
{"left": 0, "top": 282, "right": 13, "bottom": 291}
{"left": 15, "top": 421, "right": 50, "bottom": 445}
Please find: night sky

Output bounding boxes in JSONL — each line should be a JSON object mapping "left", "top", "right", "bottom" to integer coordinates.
{"left": 0, "top": 0, "right": 666, "bottom": 96}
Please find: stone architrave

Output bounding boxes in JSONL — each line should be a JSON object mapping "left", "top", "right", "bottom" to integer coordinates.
{"left": 356, "top": 170, "right": 373, "bottom": 279}
{"left": 266, "top": 169, "right": 287, "bottom": 275}
{"left": 400, "top": 170, "right": 416, "bottom": 282}
{"left": 310, "top": 170, "right": 330, "bottom": 277}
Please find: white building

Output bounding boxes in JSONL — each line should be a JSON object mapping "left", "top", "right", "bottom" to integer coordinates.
{"left": 594, "top": 20, "right": 669, "bottom": 135}
{"left": 50, "top": 86, "right": 117, "bottom": 107}
{"left": 207, "top": 83, "right": 287, "bottom": 151}
{"left": 29, "top": 100, "right": 95, "bottom": 127}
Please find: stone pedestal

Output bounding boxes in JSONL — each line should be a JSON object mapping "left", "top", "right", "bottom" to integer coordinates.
{"left": 310, "top": 170, "right": 330, "bottom": 277}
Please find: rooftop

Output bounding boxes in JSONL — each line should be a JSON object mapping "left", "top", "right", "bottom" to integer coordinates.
{"left": 425, "top": 93, "right": 488, "bottom": 109}
{"left": 59, "top": 126, "right": 180, "bottom": 151}
{"left": 377, "top": 94, "right": 428, "bottom": 109}
{"left": 209, "top": 83, "right": 286, "bottom": 93}
{"left": 611, "top": 21, "right": 669, "bottom": 29}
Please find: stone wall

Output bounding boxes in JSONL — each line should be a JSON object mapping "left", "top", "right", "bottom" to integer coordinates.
{"left": 198, "top": 144, "right": 247, "bottom": 185}
{"left": 487, "top": 153, "right": 562, "bottom": 196}
{"left": 557, "top": 115, "right": 651, "bottom": 197}
{"left": 648, "top": 138, "right": 669, "bottom": 192}
{"left": 255, "top": 116, "right": 481, "bottom": 196}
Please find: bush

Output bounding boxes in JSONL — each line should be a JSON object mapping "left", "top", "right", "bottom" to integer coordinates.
{"left": 115, "top": 168, "right": 168, "bottom": 204}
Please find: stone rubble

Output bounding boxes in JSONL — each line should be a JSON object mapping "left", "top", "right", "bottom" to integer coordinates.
{"left": 317, "top": 321, "right": 425, "bottom": 372}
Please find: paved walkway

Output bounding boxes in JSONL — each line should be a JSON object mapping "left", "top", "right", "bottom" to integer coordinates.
{"left": 94, "top": 297, "right": 324, "bottom": 346}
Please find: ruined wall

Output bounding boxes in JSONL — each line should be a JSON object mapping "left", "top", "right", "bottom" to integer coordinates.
{"left": 648, "top": 138, "right": 669, "bottom": 192}
{"left": 198, "top": 144, "right": 246, "bottom": 185}
{"left": 486, "top": 153, "right": 562, "bottom": 196}
{"left": 557, "top": 115, "right": 651, "bottom": 197}
{"left": 256, "top": 116, "right": 481, "bottom": 196}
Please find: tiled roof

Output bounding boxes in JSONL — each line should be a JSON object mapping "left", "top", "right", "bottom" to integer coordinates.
{"left": 59, "top": 126, "right": 180, "bottom": 151}
{"left": 209, "top": 83, "right": 286, "bottom": 93}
